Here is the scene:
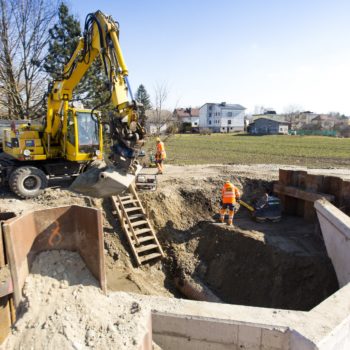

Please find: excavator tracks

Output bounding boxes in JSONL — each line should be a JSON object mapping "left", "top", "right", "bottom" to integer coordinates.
{"left": 111, "top": 186, "right": 164, "bottom": 266}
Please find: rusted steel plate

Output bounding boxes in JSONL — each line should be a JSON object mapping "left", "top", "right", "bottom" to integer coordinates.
{"left": 0, "top": 212, "right": 16, "bottom": 268}
{"left": 0, "top": 266, "right": 13, "bottom": 298}
{"left": 3, "top": 205, "right": 106, "bottom": 307}
{"left": 0, "top": 296, "right": 11, "bottom": 344}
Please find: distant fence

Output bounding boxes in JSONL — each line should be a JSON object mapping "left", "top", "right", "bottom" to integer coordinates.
{"left": 289, "top": 130, "right": 337, "bottom": 137}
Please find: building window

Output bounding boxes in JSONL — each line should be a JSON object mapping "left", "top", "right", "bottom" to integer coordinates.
{"left": 209, "top": 113, "right": 212, "bottom": 117}
{"left": 227, "top": 112, "right": 232, "bottom": 117}
{"left": 228, "top": 120, "right": 232, "bottom": 125}
{"left": 208, "top": 120, "right": 212, "bottom": 125}
{"left": 209, "top": 105, "right": 212, "bottom": 110}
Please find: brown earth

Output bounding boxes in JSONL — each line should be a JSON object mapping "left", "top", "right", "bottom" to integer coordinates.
{"left": 0, "top": 164, "right": 341, "bottom": 312}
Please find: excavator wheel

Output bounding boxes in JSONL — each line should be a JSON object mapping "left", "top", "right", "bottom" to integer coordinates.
{"left": 9, "top": 166, "right": 48, "bottom": 199}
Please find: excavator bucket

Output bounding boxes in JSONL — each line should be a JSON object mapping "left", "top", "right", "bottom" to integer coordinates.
{"left": 70, "top": 162, "right": 142, "bottom": 198}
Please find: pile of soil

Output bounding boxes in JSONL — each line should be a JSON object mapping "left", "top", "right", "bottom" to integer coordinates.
{"left": 4, "top": 251, "right": 150, "bottom": 350}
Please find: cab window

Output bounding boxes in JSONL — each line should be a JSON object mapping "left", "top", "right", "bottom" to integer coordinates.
{"left": 67, "top": 110, "right": 75, "bottom": 145}
{"left": 77, "top": 112, "right": 99, "bottom": 146}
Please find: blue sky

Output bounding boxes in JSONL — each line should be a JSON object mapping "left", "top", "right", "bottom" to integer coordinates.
{"left": 67, "top": 0, "right": 350, "bottom": 115}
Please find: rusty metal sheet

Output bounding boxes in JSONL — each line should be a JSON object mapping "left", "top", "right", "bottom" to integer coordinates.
{"left": 0, "top": 296, "right": 11, "bottom": 345}
{"left": 3, "top": 205, "right": 106, "bottom": 308}
{"left": 0, "top": 266, "right": 13, "bottom": 298}
{"left": 0, "top": 212, "right": 16, "bottom": 268}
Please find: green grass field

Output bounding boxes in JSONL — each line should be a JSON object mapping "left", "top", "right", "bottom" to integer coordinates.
{"left": 146, "top": 134, "right": 350, "bottom": 168}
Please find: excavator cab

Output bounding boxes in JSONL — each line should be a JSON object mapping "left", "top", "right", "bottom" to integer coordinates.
{"left": 65, "top": 109, "right": 103, "bottom": 162}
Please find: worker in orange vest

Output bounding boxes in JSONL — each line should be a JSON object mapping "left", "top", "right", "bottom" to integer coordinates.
{"left": 220, "top": 180, "right": 240, "bottom": 225}
{"left": 155, "top": 137, "right": 166, "bottom": 174}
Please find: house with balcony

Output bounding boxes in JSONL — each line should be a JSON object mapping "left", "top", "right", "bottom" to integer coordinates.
{"left": 199, "top": 102, "right": 245, "bottom": 132}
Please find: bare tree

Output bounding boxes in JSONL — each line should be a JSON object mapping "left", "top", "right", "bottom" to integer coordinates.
{"left": 148, "top": 82, "right": 175, "bottom": 134}
{"left": 283, "top": 104, "right": 303, "bottom": 122}
{"left": 0, "top": 0, "right": 57, "bottom": 119}
{"left": 253, "top": 105, "right": 267, "bottom": 115}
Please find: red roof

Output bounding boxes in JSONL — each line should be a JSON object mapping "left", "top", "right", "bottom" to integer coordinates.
{"left": 174, "top": 108, "right": 200, "bottom": 118}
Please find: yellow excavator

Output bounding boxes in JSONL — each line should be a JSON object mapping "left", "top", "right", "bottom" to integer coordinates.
{"left": 0, "top": 10, "right": 144, "bottom": 198}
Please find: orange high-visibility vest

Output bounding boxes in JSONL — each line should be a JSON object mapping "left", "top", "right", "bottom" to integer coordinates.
{"left": 156, "top": 142, "right": 166, "bottom": 160}
{"left": 221, "top": 182, "right": 240, "bottom": 204}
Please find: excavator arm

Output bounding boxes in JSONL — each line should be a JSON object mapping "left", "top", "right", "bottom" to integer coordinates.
{"left": 45, "top": 10, "right": 145, "bottom": 197}
{"left": 45, "top": 10, "right": 144, "bottom": 156}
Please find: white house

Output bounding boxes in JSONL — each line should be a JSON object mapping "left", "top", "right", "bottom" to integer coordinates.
{"left": 199, "top": 102, "right": 246, "bottom": 132}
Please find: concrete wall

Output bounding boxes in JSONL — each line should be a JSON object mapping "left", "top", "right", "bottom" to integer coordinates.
{"left": 314, "top": 199, "right": 350, "bottom": 287}
{"left": 139, "top": 197, "right": 350, "bottom": 350}
{"left": 153, "top": 312, "right": 293, "bottom": 350}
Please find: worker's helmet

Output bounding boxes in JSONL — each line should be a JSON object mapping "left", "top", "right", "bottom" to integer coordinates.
{"left": 226, "top": 180, "right": 231, "bottom": 183}
{"left": 156, "top": 137, "right": 161, "bottom": 142}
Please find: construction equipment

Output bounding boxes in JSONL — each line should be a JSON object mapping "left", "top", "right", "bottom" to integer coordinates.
{"left": 0, "top": 10, "right": 144, "bottom": 199}
{"left": 239, "top": 196, "right": 282, "bottom": 223}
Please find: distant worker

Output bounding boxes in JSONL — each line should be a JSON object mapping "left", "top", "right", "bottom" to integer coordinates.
{"left": 219, "top": 180, "right": 240, "bottom": 226}
{"left": 155, "top": 137, "right": 166, "bottom": 174}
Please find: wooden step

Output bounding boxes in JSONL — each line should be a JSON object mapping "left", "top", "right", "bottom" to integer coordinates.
{"left": 134, "top": 236, "right": 155, "bottom": 244}
{"left": 134, "top": 228, "right": 152, "bottom": 235}
{"left": 139, "top": 253, "right": 162, "bottom": 263}
{"left": 124, "top": 206, "right": 142, "bottom": 213}
{"left": 128, "top": 214, "right": 145, "bottom": 221}
{"left": 131, "top": 220, "right": 148, "bottom": 227}
{"left": 119, "top": 195, "right": 132, "bottom": 200}
{"left": 136, "top": 244, "right": 158, "bottom": 253}
{"left": 120, "top": 199, "right": 139, "bottom": 205}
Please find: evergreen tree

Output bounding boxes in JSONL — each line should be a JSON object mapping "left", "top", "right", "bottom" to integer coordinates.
{"left": 135, "top": 84, "right": 152, "bottom": 126}
{"left": 43, "top": 3, "right": 81, "bottom": 80}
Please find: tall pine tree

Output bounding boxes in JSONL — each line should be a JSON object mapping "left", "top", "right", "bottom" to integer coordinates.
{"left": 43, "top": 3, "right": 81, "bottom": 80}
{"left": 135, "top": 84, "right": 152, "bottom": 126}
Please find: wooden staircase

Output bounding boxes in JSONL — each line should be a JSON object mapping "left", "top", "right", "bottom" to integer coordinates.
{"left": 111, "top": 185, "right": 164, "bottom": 266}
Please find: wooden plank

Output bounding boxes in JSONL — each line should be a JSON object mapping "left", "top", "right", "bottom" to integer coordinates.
{"left": 119, "top": 195, "right": 132, "bottom": 200}
{"left": 128, "top": 214, "right": 145, "bottom": 221}
{"left": 135, "top": 236, "right": 155, "bottom": 244}
{"left": 134, "top": 228, "right": 152, "bottom": 235}
{"left": 274, "top": 184, "right": 334, "bottom": 203}
{"left": 120, "top": 199, "right": 139, "bottom": 205}
{"left": 131, "top": 220, "right": 148, "bottom": 227}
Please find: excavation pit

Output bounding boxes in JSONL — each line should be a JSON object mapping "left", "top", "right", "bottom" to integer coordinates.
{"left": 1, "top": 165, "right": 350, "bottom": 349}
{"left": 161, "top": 216, "right": 338, "bottom": 311}
{"left": 134, "top": 174, "right": 342, "bottom": 312}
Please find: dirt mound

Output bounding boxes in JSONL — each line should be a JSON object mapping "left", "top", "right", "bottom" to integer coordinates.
{"left": 4, "top": 251, "right": 150, "bottom": 350}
